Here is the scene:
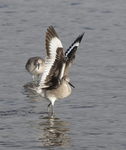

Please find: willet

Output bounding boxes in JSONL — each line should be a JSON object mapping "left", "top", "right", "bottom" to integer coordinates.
{"left": 25, "top": 56, "right": 45, "bottom": 81}
{"left": 25, "top": 26, "right": 84, "bottom": 116}
{"left": 35, "top": 26, "right": 84, "bottom": 116}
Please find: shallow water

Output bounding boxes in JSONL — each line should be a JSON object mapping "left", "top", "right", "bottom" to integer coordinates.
{"left": 0, "top": 0, "right": 126, "bottom": 149}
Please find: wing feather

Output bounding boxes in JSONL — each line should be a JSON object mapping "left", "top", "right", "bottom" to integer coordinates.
{"left": 39, "top": 26, "right": 64, "bottom": 88}
{"left": 65, "top": 32, "right": 84, "bottom": 62}
{"left": 64, "top": 33, "right": 84, "bottom": 75}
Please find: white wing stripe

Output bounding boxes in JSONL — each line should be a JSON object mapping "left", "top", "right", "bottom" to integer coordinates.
{"left": 65, "top": 42, "right": 79, "bottom": 57}
{"left": 39, "top": 37, "right": 63, "bottom": 87}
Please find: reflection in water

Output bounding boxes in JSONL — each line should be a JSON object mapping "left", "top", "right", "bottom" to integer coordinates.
{"left": 24, "top": 82, "right": 71, "bottom": 147}
{"left": 23, "top": 82, "right": 43, "bottom": 102}
{"left": 38, "top": 117, "right": 71, "bottom": 147}
{"left": 23, "top": 82, "right": 38, "bottom": 95}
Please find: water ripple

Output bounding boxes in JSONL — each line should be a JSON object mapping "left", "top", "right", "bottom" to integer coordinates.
{"left": 70, "top": 2, "right": 81, "bottom": 6}
{"left": 0, "top": 4, "right": 8, "bottom": 9}
{"left": 83, "top": 27, "right": 95, "bottom": 30}
{"left": 0, "top": 108, "right": 34, "bottom": 117}
{"left": 71, "top": 105, "right": 97, "bottom": 109}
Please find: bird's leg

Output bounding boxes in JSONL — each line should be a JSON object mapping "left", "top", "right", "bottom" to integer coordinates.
{"left": 37, "top": 74, "right": 40, "bottom": 82}
{"left": 32, "top": 75, "right": 35, "bottom": 81}
{"left": 51, "top": 104, "right": 54, "bottom": 116}
{"left": 32, "top": 75, "right": 39, "bottom": 84}
{"left": 48, "top": 102, "right": 51, "bottom": 115}
{"left": 47, "top": 102, "right": 54, "bottom": 118}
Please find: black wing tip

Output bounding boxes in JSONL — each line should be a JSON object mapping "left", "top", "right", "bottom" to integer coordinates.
{"left": 46, "top": 25, "right": 59, "bottom": 38}
{"left": 76, "top": 32, "right": 85, "bottom": 43}
{"left": 48, "top": 25, "right": 55, "bottom": 30}
{"left": 64, "top": 32, "right": 85, "bottom": 57}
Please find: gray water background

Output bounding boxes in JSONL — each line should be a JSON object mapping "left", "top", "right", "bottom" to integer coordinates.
{"left": 0, "top": 0, "right": 126, "bottom": 149}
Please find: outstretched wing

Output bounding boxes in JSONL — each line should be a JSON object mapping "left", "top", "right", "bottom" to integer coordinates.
{"left": 64, "top": 33, "right": 84, "bottom": 75}
{"left": 65, "top": 33, "right": 84, "bottom": 63}
{"left": 39, "top": 26, "right": 65, "bottom": 89}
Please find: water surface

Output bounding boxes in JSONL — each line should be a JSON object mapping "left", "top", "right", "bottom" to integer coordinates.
{"left": 0, "top": 0, "right": 126, "bottom": 149}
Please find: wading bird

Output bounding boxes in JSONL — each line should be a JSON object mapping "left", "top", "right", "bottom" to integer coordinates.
{"left": 25, "top": 57, "right": 45, "bottom": 81}
{"left": 25, "top": 26, "right": 84, "bottom": 116}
